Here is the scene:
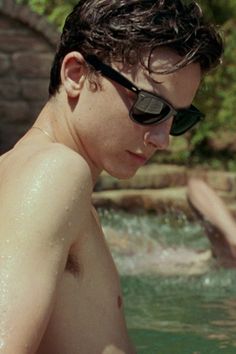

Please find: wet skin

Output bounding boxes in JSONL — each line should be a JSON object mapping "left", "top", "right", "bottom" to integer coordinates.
{"left": 0, "top": 143, "right": 134, "bottom": 354}
{"left": 0, "top": 48, "right": 201, "bottom": 353}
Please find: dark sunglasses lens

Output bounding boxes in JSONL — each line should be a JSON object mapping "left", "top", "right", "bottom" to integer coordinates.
{"left": 170, "top": 108, "right": 204, "bottom": 136}
{"left": 131, "top": 107, "right": 170, "bottom": 125}
{"left": 131, "top": 95, "right": 172, "bottom": 125}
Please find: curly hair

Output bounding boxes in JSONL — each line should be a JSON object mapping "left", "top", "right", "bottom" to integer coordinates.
{"left": 49, "top": 0, "right": 223, "bottom": 96}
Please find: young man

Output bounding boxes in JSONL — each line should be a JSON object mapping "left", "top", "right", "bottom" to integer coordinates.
{"left": 0, "top": 1, "right": 223, "bottom": 353}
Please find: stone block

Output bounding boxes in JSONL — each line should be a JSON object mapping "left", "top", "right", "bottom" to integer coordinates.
{"left": 0, "top": 13, "right": 28, "bottom": 31}
{"left": 0, "top": 14, "right": 15, "bottom": 29}
{"left": 0, "top": 100, "right": 29, "bottom": 123}
{"left": 0, "top": 120, "right": 30, "bottom": 153}
{"left": 0, "top": 52, "right": 10, "bottom": 75}
{"left": 21, "top": 79, "right": 49, "bottom": 101}
{"left": 0, "top": 32, "right": 52, "bottom": 53}
{"left": 206, "top": 171, "right": 236, "bottom": 194}
{"left": 0, "top": 77, "right": 21, "bottom": 100}
{"left": 28, "top": 101, "right": 46, "bottom": 123}
{"left": 92, "top": 187, "right": 188, "bottom": 213}
{"left": 1, "top": 0, "right": 18, "bottom": 16}
{"left": 12, "top": 52, "right": 53, "bottom": 78}
{"left": 95, "top": 164, "right": 187, "bottom": 191}
{"left": 188, "top": 169, "right": 236, "bottom": 194}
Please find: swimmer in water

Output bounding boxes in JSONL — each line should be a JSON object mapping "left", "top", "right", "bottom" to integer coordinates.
{"left": 0, "top": 1, "right": 223, "bottom": 353}
{"left": 188, "top": 178, "right": 236, "bottom": 268}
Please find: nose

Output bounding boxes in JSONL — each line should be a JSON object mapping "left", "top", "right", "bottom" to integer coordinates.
{"left": 143, "top": 117, "right": 173, "bottom": 150}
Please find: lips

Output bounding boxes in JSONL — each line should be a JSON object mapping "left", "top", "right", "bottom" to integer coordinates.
{"left": 127, "top": 151, "right": 148, "bottom": 164}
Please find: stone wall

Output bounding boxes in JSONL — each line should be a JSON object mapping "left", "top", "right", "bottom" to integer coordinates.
{"left": 0, "top": 0, "right": 59, "bottom": 153}
{"left": 93, "top": 164, "right": 236, "bottom": 216}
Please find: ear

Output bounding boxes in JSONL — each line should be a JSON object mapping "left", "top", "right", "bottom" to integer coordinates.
{"left": 60, "top": 52, "right": 87, "bottom": 98}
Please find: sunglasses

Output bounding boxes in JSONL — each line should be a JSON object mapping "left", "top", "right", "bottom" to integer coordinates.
{"left": 86, "top": 55, "right": 204, "bottom": 136}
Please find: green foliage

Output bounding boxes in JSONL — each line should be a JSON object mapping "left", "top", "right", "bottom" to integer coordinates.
{"left": 16, "top": 0, "right": 77, "bottom": 28}
{"left": 190, "top": 19, "right": 236, "bottom": 156}
{"left": 197, "top": 0, "right": 236, "bottom": 24}
{"left": 47, "top": 4, "right": 75, "bottom": 29}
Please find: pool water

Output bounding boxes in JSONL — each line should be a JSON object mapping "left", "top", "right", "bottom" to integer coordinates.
{"left": 123, "top": 273, "right": 236, "bottom": 354}
{"left": 99, "top": 209, "right": 236, "bottom": 354}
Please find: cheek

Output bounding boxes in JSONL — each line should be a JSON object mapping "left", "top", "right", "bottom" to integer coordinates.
{"left": 77, "top": 84, "right": 144, "bottom": 151}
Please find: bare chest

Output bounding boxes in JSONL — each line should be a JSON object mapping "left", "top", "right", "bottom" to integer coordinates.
{"left": 37, "top": 212, "right": 132, "bottom": 354}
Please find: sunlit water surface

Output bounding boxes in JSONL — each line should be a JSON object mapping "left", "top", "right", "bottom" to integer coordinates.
{"left": 99, "top": 208, "right": 236, "bottom": 354}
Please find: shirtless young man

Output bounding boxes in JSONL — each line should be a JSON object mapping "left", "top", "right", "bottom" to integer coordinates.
{"left": 0, "top": 1, "right": 223, "bottom": 353}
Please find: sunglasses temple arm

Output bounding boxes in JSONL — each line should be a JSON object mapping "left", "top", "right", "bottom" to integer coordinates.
{"left": 86, "top": 55, "right": 140, "bottom": 95}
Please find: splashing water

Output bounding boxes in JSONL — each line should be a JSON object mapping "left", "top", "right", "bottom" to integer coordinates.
{"left": 98, "top": 208, "right": 236, "bottom": 354}
{"left": 99, "top": 208, "right": 212, "bottom": 276}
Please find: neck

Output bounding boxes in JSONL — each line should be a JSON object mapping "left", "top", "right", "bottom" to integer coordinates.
{"left": 34, "top": 100, "right": 102, "bottom": 185}
{"left": 31, "top": 126, "right": 55, "bottom": 142}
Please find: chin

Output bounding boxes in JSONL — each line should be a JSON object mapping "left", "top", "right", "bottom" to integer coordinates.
{"left": 106, "top": 166, "right": 139, "bottom": 180}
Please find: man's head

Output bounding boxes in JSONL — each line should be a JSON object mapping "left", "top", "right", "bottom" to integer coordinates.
{"left": 49, "top": 0, "right": 223, "bottom": 96}
{"left": 47, "top": 0, "right": 223, "bottom": 180}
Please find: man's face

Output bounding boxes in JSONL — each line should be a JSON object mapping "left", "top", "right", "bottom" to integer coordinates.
{"left": 74, "top": 48, "right": 201, "bottom": 179}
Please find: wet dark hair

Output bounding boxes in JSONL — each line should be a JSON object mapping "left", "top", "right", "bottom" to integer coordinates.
{"left": 49, "top": 0, "right": 223, "bottom": 96}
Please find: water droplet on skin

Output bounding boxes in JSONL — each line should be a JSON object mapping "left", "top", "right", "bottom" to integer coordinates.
{"left": 65, "top": 206, "right": 69, "bottom": 212}
{"left": 68, "top": 221, "right": 72, "bottom": 228}
{"left": 0, "top": 255, "right": 12, "bottom": 261}
{"left": 0, "top": 338, "right": 5, "bottom": 349}
{"left": 24, "top": 343, "right": 30, "bottom": 350}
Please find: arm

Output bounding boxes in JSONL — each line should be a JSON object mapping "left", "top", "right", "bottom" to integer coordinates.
{"left": 187, "top": 178, "right": 236, "bottom": 243}
{"left": 187, "top": 178, "right": 236, "bottom": 266}
{"left": 0, "top": 146, "right": 92, "bottom": 353}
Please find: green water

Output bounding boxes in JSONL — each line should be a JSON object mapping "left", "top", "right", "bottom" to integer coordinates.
{"left": 123, "top": 273, "right": 236, "bottom": 354}
{"left": 99, "top": 209, "right": 236, "bottom": 354}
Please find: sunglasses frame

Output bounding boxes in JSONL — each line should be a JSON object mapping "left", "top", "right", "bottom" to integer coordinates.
{"left": 86, "top": 55, "right": 204, "bottom": 136}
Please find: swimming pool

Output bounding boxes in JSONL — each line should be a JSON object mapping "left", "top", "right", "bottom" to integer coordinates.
{"left": 100, "top": 209, "right": 236, "bottom": 354}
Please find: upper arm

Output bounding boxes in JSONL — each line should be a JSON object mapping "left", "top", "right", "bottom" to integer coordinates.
{"left": 0, "top": 146, "right": 92, "bottom": 353}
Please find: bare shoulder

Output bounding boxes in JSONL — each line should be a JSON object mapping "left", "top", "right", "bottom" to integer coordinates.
{"left": 0, "top": 143, "right": 93, "bottom": 243}
{"left": 1, "top": 142, "right": 92, "bottom": 192}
